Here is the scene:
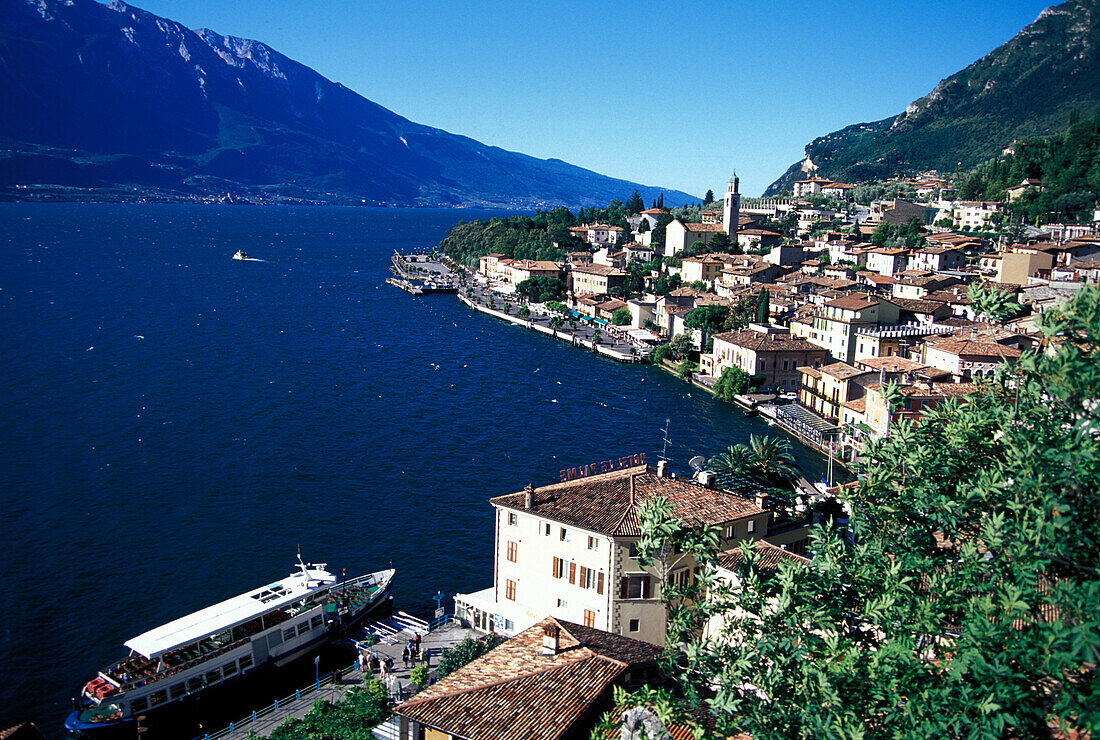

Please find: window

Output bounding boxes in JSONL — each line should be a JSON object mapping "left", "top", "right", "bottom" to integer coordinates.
{"left": 579, "top": 566, "right": 597, "bottom": 589}
{"left": 569, "top": 561, "right": 577, "bottom": 584}
{"left": 584, "top": 609, "right": 596, "bottom": 628}
{"left": 298, "top": 621, "right": 310, "bottom": 636}
{"left": 587, "top": 536, "right": 598, "bottom": 550}
{"left": 725, "top": 524, "right": 736, "bottom": 538}
{"left": 149, "top": 690, "right": 167, "bottom": 706}
{"left": 131, "top": 697, "right": 148, "bottom": 713}
{"left": 283, "top": 627, "right": 296, "bottom": 642}
{"left": 311, "top": 615, "right": 323, "bottom": 629}
{"left": 628, "top": 542, "right": 639, "bottom": 558}
{"left": 545, "top": 523, "right": 551, "bottom": 536}
{"left": 557, "top": 598, "right": 568, "bottom": 608}
{"left": 507, "top": 540, "right": 517, "bottom": 562}
{"left": 505, "top": 579, "right": 516, "bottom": 601}
{"left": 508, "top": 512, "right": 517, "bottom": 526}
{"left": 747, "top": 519, "right": 757, "bottom": 534}
{"left": 170, "top": 683, "right": 186, "bottom": 700}
{"left": 222, "top": 661, "right": 238, "bottom": 677}
{"left": 621, "top": 574, "right": 651, "bottom": 600}
{"left": 628, "top": 619, "right": 640, "bottom": 632}
{"left": 597, "top": 571, "right": 605, "bottom": 595}
{"left": 205, "top": 669, "right": 221, "bottom": 685}
{"left": 188, "top": 677, "right": 203, "bottom": 692}
{"left": 559, "top": 527, "right": 569, "bottom": 542}
{"left": 552, "top": 556, "right": 566, "bottom": 579}
{"left": 238, "top": 656, "right": 253, "bottom": 671}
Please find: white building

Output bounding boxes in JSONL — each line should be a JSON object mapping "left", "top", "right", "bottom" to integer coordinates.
{"left": 454, "top": 461, "right": 770, "bottom": 646}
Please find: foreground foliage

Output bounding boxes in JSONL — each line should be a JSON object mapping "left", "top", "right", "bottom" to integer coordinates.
{"left": 266, "top": 681, "right": 391, "bottom": 740}
{"left": 616, "top": 285, "right": 1100, "bottom": 738}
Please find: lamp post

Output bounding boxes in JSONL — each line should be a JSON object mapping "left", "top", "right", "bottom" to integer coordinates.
{"left": 314, "top": 655, "right": 320, "bottom": 689}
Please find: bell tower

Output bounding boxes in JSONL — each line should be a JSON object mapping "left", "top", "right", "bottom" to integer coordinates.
{"left": 722, "top": 172, "right": 740, "bottom": 236}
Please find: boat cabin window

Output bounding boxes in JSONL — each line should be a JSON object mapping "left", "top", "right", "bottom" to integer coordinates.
{"left": 311, "top": 615, "right": 323, "bottom": 629}
{"left": 205, "top": 669, "right": 221, "bottom": 685}
{"left": 297, "top": 622, "right": 310, "bottom": 636}
{"left": 213, "top": 630, "right": 232, "bottom": 645}
{"left": 188, "top": 677, "right": 203, "bottom": 692}
{"left": 131, "top": 697, "right": 148, "bottom": 713}
{"left": 238, "top": 656, "right": 253, "bottom": 671}
{"left": 283, "top": 627, "right": 296, "bottom": 642}
{"left": 170, "top": 683, "right": 186, "bottom": 700}
{"left": 223, "top": 661, "right": 238, "bottom": 677}
{"left": 149, "top": 690, "right": 168, "bottom": 706}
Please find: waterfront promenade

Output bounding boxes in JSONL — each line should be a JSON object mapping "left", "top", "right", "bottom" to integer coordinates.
{"left": 458, "top": 283, "right": 649, "bottom": 363}
{"left": 208, "top": 622, "right": 478, "bottom": 740}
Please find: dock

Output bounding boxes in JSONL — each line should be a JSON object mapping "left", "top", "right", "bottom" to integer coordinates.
{"left": 385, "top": 277, "right": 423, "bottom": 295}
{"left": 200, "top": 619, "right": 480, "bottom": 740}
{"left": 387, "top": 252, "right": 459, "bottom": 294}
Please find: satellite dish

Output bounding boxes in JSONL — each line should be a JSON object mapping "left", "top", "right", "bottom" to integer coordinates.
{"left": 688, "top": 456, "right": 706, "bottom": 471}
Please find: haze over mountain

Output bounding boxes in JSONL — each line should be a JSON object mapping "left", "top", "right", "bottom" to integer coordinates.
{"left": 765, "top": 0, "right": 1100, "bottom": 196}
{"left": 0, "top": 0, "right": 695, "bottom": 207}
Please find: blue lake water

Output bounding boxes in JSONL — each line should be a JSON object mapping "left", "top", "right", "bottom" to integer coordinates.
{"left": 0, "top": 203, "right": 828, "bottom": 734}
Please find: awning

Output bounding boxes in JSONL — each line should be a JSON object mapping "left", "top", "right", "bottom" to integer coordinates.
{"left": 627, "top": 329, "right": 660, "bottom": 343}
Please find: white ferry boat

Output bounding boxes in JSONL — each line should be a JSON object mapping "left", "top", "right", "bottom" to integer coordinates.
{"left": 232, "top": 250, "right": 247, "bottom": 260}
{"left": 66, "top": 557, "right": 394, "bottom": 731}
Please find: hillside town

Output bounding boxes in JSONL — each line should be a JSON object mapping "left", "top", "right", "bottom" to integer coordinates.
{"left": 466, "top": 167, "right": 1100, "bottom": 465}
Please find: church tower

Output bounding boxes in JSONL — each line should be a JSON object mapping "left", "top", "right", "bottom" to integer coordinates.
{"left": 722, "top": 172, "right": 740, "bottom": 236}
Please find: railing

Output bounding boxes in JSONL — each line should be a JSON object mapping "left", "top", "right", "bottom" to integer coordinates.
{"left": 429, "top": 613, "right": 455, "bottom": 631}
{"left": 198, "top": 660, "right": 358, "bottom": 740}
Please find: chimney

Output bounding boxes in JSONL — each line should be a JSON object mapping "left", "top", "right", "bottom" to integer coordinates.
{"left": 695, "top": 470, "right": 717, "bottom": 488}
{"left": 540, "top": 623, "right": 561, "bottom": 656}
{"left": 656, "top": 460, "right": 668, "bottom": 478}
{"left": 755, "top": 491, "right": 767, "bottom": 509}
{"left": 524, "top": 483, "right": 534, "bottom": 510}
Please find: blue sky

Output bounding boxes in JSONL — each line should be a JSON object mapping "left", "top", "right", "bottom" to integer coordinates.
{"left": 133, "top": 0, "right": 1052, "bottom": 199}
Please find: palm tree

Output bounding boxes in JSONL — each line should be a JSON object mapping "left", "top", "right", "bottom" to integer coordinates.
{"left": 747, "top": 434, "right": 799, "bottom": 488}
{"left": 549, "top": 315, "right": 564, "bottom": 336}
{"left": 708, "top": 444, "right": 755, "bottom": 490}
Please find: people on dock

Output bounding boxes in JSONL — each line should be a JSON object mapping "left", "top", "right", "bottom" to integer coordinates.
{"left": 402, "top": 645, "right": 410, "bottom": 669}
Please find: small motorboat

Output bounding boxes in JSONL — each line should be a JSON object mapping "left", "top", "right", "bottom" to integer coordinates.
{"left": 232, "top": 250, "right": 247, "bottom": 260}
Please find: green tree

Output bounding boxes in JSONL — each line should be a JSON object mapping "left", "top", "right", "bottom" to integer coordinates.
{"left": 653, "top": 343, "right": 672, "bottom": 364}
{"left": 515, "top": 276, "right": 565, "bottom": 303}
{"left": 633, "top": 284, "right": 1100, "bottom": 739}
{"left": 611, "top": 307, "right": 632, "bottom": 326}
{"left": 669, "top": 333, "right": 694, "bottom": 360}
{"left": 704, "top": 189, "right": 715, "bottom": 205}
{"left": 267, "top": 682, "right": 391, "bottom": 740}
{"left": 708, "top": 231, "right": 733, "bottom": 252}
{"left": 548, "top": 315, "right": 564, "bottom": 335}
{"left": 677, "top": 360, "right": 698, "bottom": 380}
{"left": 436, "top": 635, "right": 505, "bottom": 681}
{"left": 713, "top": 365, "right": 751, "bottom": 401}
{"left": 684, "top": 305, "right": 729, "bottom": 346}
{"left": 755, "top": 288, "right": 770, "bottom": 324}
{"left": 968, "top": 282, "right": 1023, "bottom": 324}
{"left": 626, "top": 189, "right": 646, "bottom": 215}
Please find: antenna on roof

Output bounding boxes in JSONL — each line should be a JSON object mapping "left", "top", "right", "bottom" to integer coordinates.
{"left": 688, "top": 455, "right": 706, "bottom": 472}
{"left": 659, "top": 418, "right": 673, "bottom": 461}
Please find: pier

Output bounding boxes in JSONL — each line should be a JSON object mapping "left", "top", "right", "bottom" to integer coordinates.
{"left": 388, "top": 252, "right": 459, "bottom": 294}
{"left": 200, "top": 620, "right": 478, "bottom": 740}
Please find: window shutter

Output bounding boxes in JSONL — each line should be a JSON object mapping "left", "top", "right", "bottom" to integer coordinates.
{"left": 619, "top": 577, "right": 628, "bottom": 599}
{"left": 569, "top": 562, "right": 576, "bottom": 584}
{"left": 578, "top": 565, "right": 587, "bottom": 587}
{"left": 597, "top": 571, "right": 605, "bottom": 595}
{"left": 642, "top": 576, "right": 651, "bottom": 599}
{"left": 552, "top": 556, "right": 559, "bottom": 577}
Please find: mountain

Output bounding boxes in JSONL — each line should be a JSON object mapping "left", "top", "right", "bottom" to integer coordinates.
{"left": 0, "top": 0, "right": 695, "bottom": 207}
{"left": 764, "top": 0, "right": 1100, "bottom": 196}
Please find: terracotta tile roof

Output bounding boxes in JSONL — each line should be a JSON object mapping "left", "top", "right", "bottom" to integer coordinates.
{"left": 682, "top": 222, "right": 725, "bottom": 233}
{"left": 926, "top": 338, "right": 1023, "bottom": 360}
{"left": 491, "top": 465, "right": 764, "bottom": 536}
{"left": 824, "top": 293, "right": 877, "bottom": 311}
{"left": 820, "top": 362, "right": 871, "bottom": 380}
{"left": 840, "top": 397, "right": 867, "bottom": 413}
{"left": 797, "top": 366, "right": 822, "bottom": 379}
{"left": 711, "top": 330, "right": 826, "bottom": 355}
{"left": 571, "top": 263, "right": 626, "bottom": 277}
{"left": 855, "top": 356, "right": 929, "bottom": 373}
{"left": 640, "top": 208, "right": 669, "bottom": 215}
{"left": 884, "top": 296, "right": 948, "bottom": 314}
{"left": 716, "top": 539, "right": 810, "bottom": 574}
{"left": 396, "top": 617, "right": 661, "bottom": 740}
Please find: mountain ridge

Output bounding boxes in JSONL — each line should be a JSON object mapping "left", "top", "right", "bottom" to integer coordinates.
{"left": 764, "top": 0, "right": 1100, "bottom": 196}
{"left": 0, "top": 0, "right": 695, "bottom": 207}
